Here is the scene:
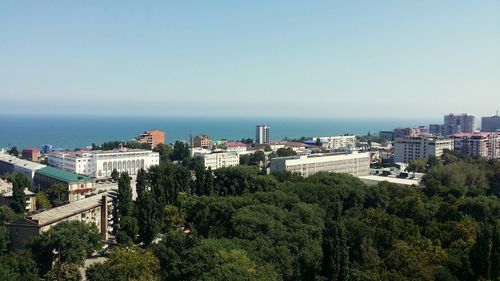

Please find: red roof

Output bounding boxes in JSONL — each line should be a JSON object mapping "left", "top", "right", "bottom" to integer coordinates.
{"left": 226, "top": 142, "right": 247, "bottom": 148}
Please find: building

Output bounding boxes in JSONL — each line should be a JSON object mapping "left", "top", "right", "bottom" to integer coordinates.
{"left": 6, "top": 193, "right": 114, "bottom": 249}
{"left": 394, "top": 137, "right": 453, "bottom": 163}
{"left": 379, "top": 131, "right": 395, "bottom": 141}
{"left": 358, "top": 175, "right": 421, "bottom": 186}
{"left": 270, "top": 151, "right": 370, "bottom": 177}
{"left": 137, "top": 130, "right": 165, "bottom": 149}
{"left": 34, "top": 167, "right": 96, "bottom": 203}
{"left": 0, "top": 179, "right": 36, "bottom": 212}
{"left": 21, "top": 148, "right": 40, "bottom": 162}
{"left": 394, "top": 127, "right": 421, "bottom": 138}
{"left": 450, "top": 132, "right": 500, "bottom": 159}
{"left": 48, "top": 149, "right": 160, "bottom": 180}
{"left": 256, "top": 125, "right": 270, "bottom": 144}
{"left": 444, "top": 113, "right": 476, "bottom": 135}
{"left": 193, "top": 135, "right": 212, "bottom": 149}
{"left": 225, "top": 142, "right": 248, "bottom": 153}
{"left": 429, "top": 124, "right": 446, "bottom": 136}
{"left": 193, "top": 151, "right": 240, "bottom": 170}
{"left": 482, "top": 113, "right": 500, "bottom": 132}
{"left": 0, "top": 154, "right": 46, "bottom": 181}
{"left": 307, "top": 136, "right": 357, "bottom": 150}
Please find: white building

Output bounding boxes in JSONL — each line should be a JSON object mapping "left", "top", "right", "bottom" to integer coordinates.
{"left": 0, "top": 154, "right": 46, "bottom": 181}
{"left": 256, "top": 125, "right": 270, "bottom": 144}
{"left": 394, "top": 137, "right": 453, "bottom": 163}
{"left": 194, "top": 151, "right": 240, "bottom": 170}
{"left": 309, "top": 136, "right": 357, "bottom": 150}
{"left": 48, "top": 149, "right": 160, "bottom": 179}
{"left": 270, "top": 151, "right": 370, "bottom": 177}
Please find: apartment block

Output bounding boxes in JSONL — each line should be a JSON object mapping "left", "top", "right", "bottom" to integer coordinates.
{"left": 138, "top": 130, "right": 165, "bottom": 149}
{"left": 451, "top": 132, "right": 500, "bottom": 159}
{"left": 394, "top": 137, "right": 453, "bottom": 163}
{"left": 193, "top": 135, "right": 212, "bottom": 148}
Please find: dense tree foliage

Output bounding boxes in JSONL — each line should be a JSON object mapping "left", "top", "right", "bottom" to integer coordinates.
{"left": 46, "top": 183, "right": 67, "bottom": 207}
{"left": 7, "top": 173, "right": 30, "bottom": 213}
{"left": 35, "top": 192, "right": 52, "bottom": 210}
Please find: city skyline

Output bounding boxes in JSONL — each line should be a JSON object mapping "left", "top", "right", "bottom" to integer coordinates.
{"left": 1, "top": 1, "right": 499, "bottom": 118}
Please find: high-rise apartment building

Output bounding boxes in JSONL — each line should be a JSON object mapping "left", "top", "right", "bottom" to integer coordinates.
{"left": 137, "top": 130, "right": 165, "bottom": 149}
{"left": 443, "top": 114, "right": 476, "bottom": 135}
{"left": 482, "top": 113, "right": 500, "bottom": 132}
{"left": 450, "top": 132, "right": 500, "bottom": 159}
{"left": 256, "top": 125, "right": 270, "bottom": 144}
{"left": 394, "top": 137, "right": 453, "bottom": 163}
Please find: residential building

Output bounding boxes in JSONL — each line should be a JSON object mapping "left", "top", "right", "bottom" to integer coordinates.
{"left": 48, "top": 149, "right": 159, "bottom": 179}
{"left": 193, "top": 151, "right": 240, "bottom": 170}
{"left": 256, "top": 125, "right": 270, "bottom": 144}
{"left": 450, "top": 132, "right": 500, "bottom": 159}
{"left": 0, "top": 154, "right": 46, "bottom": 181}
{"left": 394, "top": 127, "right": 421, "bottom": 138}
{"left": 482, "top": 113, "right": 500, "bottom": 132}
{"left": 307, "top": 136, "right": 357, "bottom": 150}
{"left": 444, "top": 113, "right": 476, "bottom": 135}
{"left": 429, "top": 124, "right": 446, "bottom": 136}
{"left": 6, "top": 193, "right": 114, "bottom": 249}
{"left": 22, "top": 148, "right": 40, "bottom": 162}
{"left": 379, "top": 131, "right": 395, "bottom": 141}
{"left": 34, "top": 167, "right": 96, "bottom": 202}
{"left": 137, "top": 130, "right": 165, "bottom": 149}
{"left": 394, "top": 137, "right": 453, "bottom": 163}
{"left": 193, "top": 135, "right": 212, "bottom": 148}
{"left": 270, "top": 151, "right": 370, "bottom": 177}
{"left": 225, "top": 142, "right": 247, "bottom": 153}
{"left": 0, "top": 179, "right": 36, "bottom": 212}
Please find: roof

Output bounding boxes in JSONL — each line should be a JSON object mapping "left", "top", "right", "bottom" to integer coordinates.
{"left": 358, "top": 175, "right": 421, "bottom": 186}
{"left": 0, "top": 154, "right": 46, "bottom": 171}
{"left": 226, "top": 142, "right": 247, "bottom": 148}
{"left": 22, "top": 148, "right": 40, "bottom": 152}
{"left": 36, "top": 167, "right": 92, "bottom": 183}
{"left": 25, "top": 193, "right": 111, "bottom": 226}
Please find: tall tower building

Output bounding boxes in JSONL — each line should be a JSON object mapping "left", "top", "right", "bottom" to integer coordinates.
{"left": 443, "top": 113, "right": 476, "bottom": 135}
{"left": 482, "top": 111, "right": 500, "bottom": 132}
{"left": 256, "top": 125, "right": 270, "bottom": 144}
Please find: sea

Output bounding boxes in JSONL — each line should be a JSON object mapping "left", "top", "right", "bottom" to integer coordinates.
{"left": 0, "top": 115, "right": 439, "bottom": 150}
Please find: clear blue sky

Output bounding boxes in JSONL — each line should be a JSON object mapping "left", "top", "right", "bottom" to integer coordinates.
{"left": 1, "top": 1, "right": 499, "bottom": 118}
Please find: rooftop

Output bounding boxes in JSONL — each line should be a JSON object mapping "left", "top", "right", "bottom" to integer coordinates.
{"left": 358, "top": 175, "right": 421, "bottom": 186}
{"left": 36, "top": 166, "right": 93, "bottom": 183}
{"left": 0, "top": 154, "right": 46, "bottom": 170}
{"left": 26, "top": 193, "right": 111, "bottom": 226}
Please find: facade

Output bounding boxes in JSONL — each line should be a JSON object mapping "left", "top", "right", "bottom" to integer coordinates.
{"left": 450, "top": 132, "right": 500, "bottom": 159}
{"left": 48, "top": 149, "right": 160, "bottom": 179}
{"left": 0, "top": 154, "right": 46, "bottom": 181}
{"left": 137, "top": 130, "right": 165, "bottom": 149}
{"left": 270, "top": 151, "right": 370, "bottom": 177}
{"left": 256, "top": 125, "right": 270, "bottom": 144}
{"left": 394, "top": 127, "right": 421, "bottom": 138}
{"left": 193, "top": 135, "right": 212, "bottom": 148}
{"left": 379, "top": 131, "right": 395, "bottom": 141}
{"left": 444, "top": 113, "right": 476, "bottom": 135}
{"left": 7, "top": 193, "right": 113, "bottom": 249}
{"left": 225, "top": 142, "right": 248, "bottom": 153}
{"left": 429, "top": 124, "right": 446, "bottom": 136}
{"left": 22, "top": 148, "right": 40, "bottom": 162}
{"left": 34, "top": 167, "right": 96, "bottom": 202}
{"left": 482, "top": 114, "right": 500, "bottom": 132}
{"left": 309, "top": 136, "right": 357, "bottom": 150}
{"left": 0, "top": 179, "right": 36, "bottom": 212}
{"left": 194, "top": 151, "right": 240, "bottom": 170}
{"left": 394, "top": 137, "right": 453, "bottom": 163}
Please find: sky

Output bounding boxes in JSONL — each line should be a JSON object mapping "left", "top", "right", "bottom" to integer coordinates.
{"left": 0, "top": 1, "right": 499, "bottom": 118}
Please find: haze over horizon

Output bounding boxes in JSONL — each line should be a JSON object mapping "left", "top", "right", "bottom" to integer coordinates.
{"left": 1, "top": 1, "right": 499, "bottom": 118}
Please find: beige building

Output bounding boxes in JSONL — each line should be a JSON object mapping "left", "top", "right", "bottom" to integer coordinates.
{"left": 451, "top": 132, "right": 500, "bottom": 159}
{"left": 194, "top": 151, "right": 240, "bottom": 170}
{"left": 34, "top": 166, "right": 96, "bottom": 203}
{"left": 6, "top": 193, "right": 113, "bottom": 249}
{"left": 193, "top": 135, "right": 212, "bottom": 149}
{"left": 0, "top": 179, "right": 36, "bottom": 212}
{"left": 270, "top": 151, "right": 370, "bottom": 177}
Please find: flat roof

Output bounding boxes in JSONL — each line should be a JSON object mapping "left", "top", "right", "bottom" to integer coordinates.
{"left": 0, "top": 154, "right": 46, "bottom": 171}
{"left": 36, "top": 166, "right": 93, "bottom": 183}
{"left": 27, "top": 193, "right": 111, "bottom": 226}
{"left": 358, "top": 175, "right": 421, "bottom": 186}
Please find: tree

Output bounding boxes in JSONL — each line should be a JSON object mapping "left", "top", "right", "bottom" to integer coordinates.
{"left": 45, "top": 263, "right": 82, "bottom": 281}
{"left": 8, "top": 146, "right": 19, "bottom": 157}
{"left": 35, "top": 192, "right": 52, "bottom": 210}
{"left": 470, "top": 221, "right": 500, "bottom": 280}
{"left": 0, "top": 250, "right": 39, "bottom": 281}
{"left": 116, "top": 216, "right": 139, "bottom": 245}
{"left": 276, "top": 147, "right": 296, "bottom": 157}
{"left": 8, "top": 173, "right": 29, "bottom": 213}
{"left": 163, "top": 205, "right": 185, "bottom": 233}
{"left": 86, "top": 247, "right": 160, "bottom": 281}
{"left": 172, "top": 141, "right": 190, "bottom": 161}
{"left": 322, "top": 220, "right": 351, "bottom": 281}
{"left": 46, "top": 183, "right": 67, "bottom": 207}
{"left": 136, "top": 191, "right": 162, "bottom": 245}
{"left": 29, "top": 221, "right": 101, "bottom": 274}
{"left": 407, "top": 159, "right": 427, "bottom": 173}
{"left": 110, "top": 169, "right": 119, "bottom": 181}
{"left": 153, "top": 143, "right": 173, "bottom": 163}
{"left": 114, "top": 172, "right": 133, "bottom": 241}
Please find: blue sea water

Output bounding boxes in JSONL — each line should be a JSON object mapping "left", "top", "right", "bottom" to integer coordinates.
{"left": 0, "top": 115, "right": 438, "bottom": 150}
